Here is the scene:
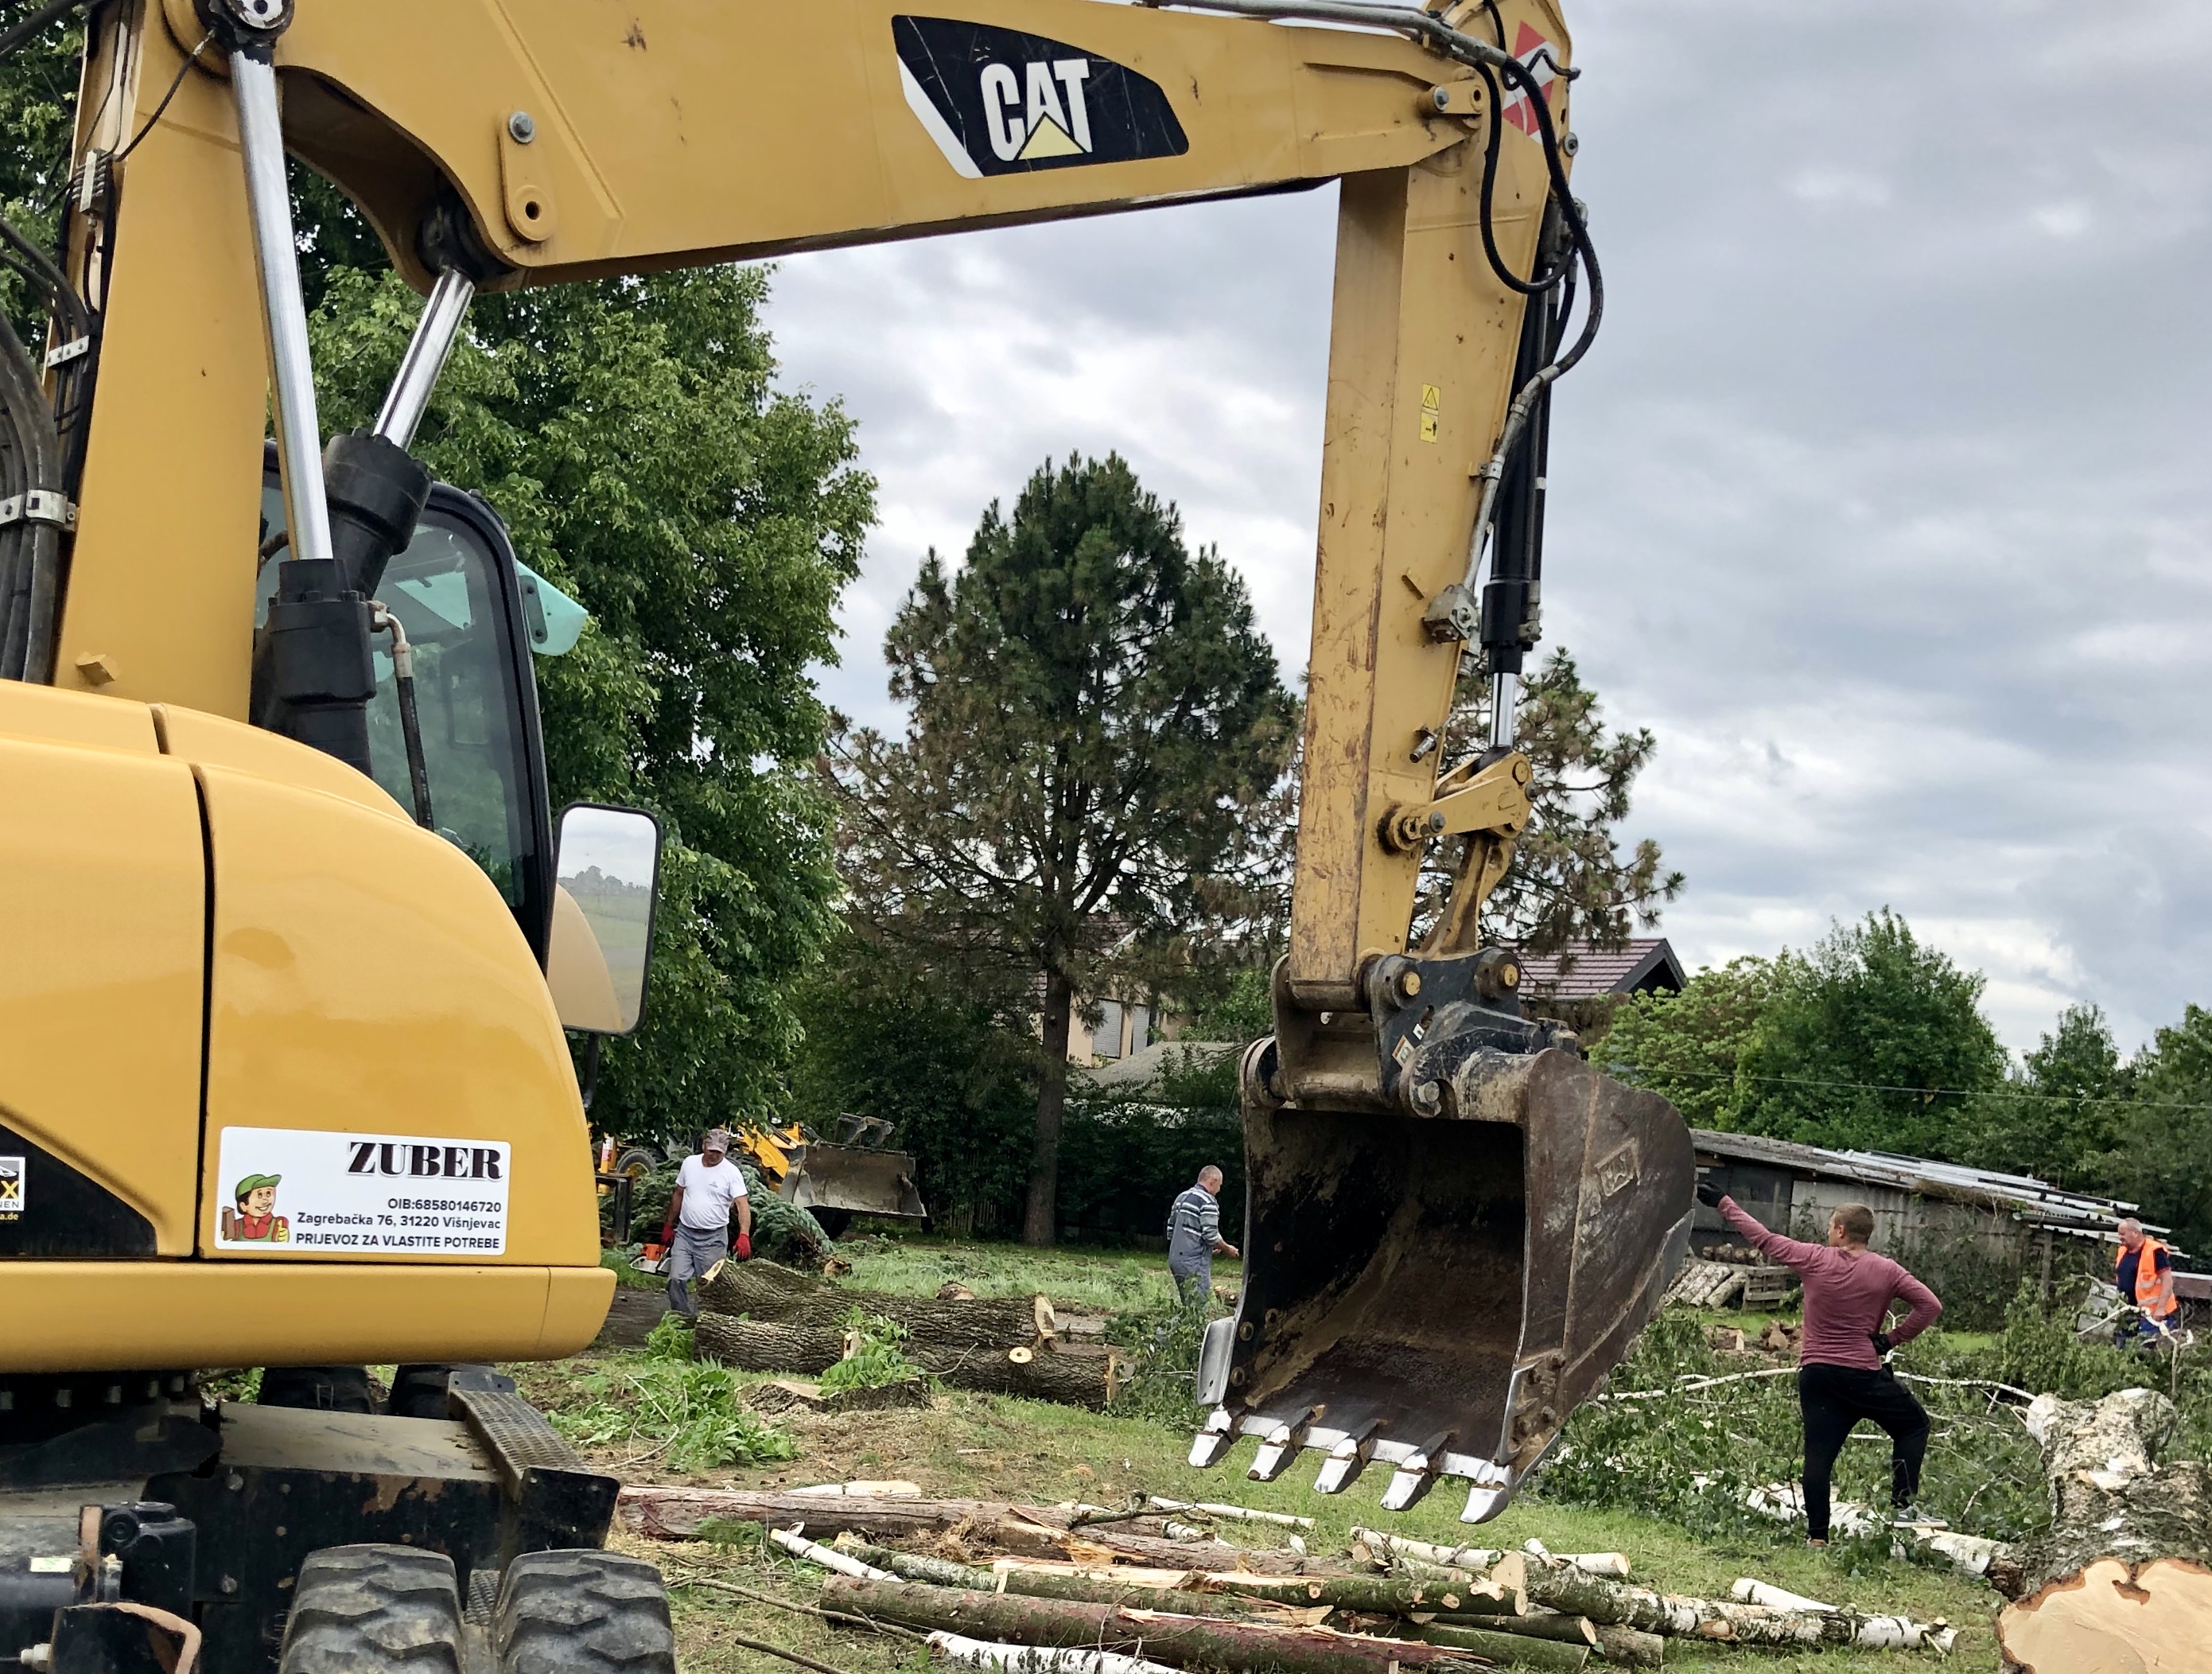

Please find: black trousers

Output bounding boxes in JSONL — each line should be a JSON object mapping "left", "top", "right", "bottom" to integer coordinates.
{"left": 1798, "top": 1363, "right": 1930, "bottom": 1540}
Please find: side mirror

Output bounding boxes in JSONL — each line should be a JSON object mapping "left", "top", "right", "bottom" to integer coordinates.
{"left": 546, "top": 802, "right": 663, "bottom": 1035}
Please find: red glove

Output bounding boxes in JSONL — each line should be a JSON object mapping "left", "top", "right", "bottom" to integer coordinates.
{"left": 735, "top": 1232, "right": 752, "bottom": 1260}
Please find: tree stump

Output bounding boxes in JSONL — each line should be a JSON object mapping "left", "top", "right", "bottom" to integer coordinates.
{"left": 1996, "top": 1388, "right": 2212, "bottom": 1672}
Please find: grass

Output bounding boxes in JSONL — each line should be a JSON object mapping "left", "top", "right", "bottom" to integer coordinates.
{"left": 523, "top": 1235, "right": 2010, "bottom": 1672}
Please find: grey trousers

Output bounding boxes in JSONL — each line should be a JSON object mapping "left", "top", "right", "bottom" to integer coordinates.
{"left": 1169, "top": 1252, "right": 1212, "bottom": 1306}
{"left": 667, "top": 1224, "right": 729, "bottom": 1318}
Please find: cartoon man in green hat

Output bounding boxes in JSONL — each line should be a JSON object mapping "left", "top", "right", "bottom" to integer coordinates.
{"left": 224, "top": 1173, "right": 288, "bottom": 1243}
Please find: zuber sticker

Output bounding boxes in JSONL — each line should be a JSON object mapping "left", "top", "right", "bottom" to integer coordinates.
{"left": 893, "top": 15, "right": 1188, "bottom": 179}
{"left": 214, "top": 1127, "right": 509, "bottom": 1256}
{"left": 0, "top": 1156, "right": 22, "bottom": 1219}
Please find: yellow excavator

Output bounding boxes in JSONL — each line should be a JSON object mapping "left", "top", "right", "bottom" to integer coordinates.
{"left": 0, "top": 0, "right": 1692, "bottom": 1667}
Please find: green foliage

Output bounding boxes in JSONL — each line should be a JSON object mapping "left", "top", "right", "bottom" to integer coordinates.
{"left": 789, "top": 932, "right": 1036, "bottom": 1233}
{"left": 1731, "top": 910, "right": 2006, "bottom": 1157}
{"left": 818, "top": 1310, "right": 923, "bottom": 1392}
{"left": 305, "top": 255, "right": 873, "bottom": 1142}
{"left": 644, "top": 1313, "right": 698, "bottom": 1361}
{"left": 1427, "top": 648, "right": 1681, "bottom": 955}
{"left": 1602, "top": 957, "right": 1778, "bottom": 1127}
{"left": 1960, "top": 1005, "right": 2136, "bottom": 1193}
{"left": 1104, "top": 1286, "right": 1215, "bottom": 1425}
{"left": 2108, "top": 1004, "right": 2212, "bottom": 1252}
{"left": 1184, "top": 964, "right": 1273, "bottom": 1046}
{"left": 550, "top": 1350, "right": 799, "bottom": 1472}
{"left": 1055, "top": 1080, "right": 1243, "bottom": 1244}
{"left": 831, "top": 454, "right": 1295, "bottom": 1243}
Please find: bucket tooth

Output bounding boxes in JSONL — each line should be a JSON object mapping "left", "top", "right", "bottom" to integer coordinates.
{"left": 1460, "top": 1481, "right": 1511, "bottom": 1524}
{"left": 1188, "top": 1406, "right": 1238, "bottom": 1470}
{"left": 1379, "top": 1431, "right": 1453, "bottom": 1512}
{"left": 1247, "top": 1407, "right": 1317, "bottom": 1481}
{"left": 1313, "top": 1422, "right": 1379, "bottom": 1494}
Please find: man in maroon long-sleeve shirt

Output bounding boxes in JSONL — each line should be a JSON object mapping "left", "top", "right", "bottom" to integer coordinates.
{"left": 1698, "top": 1180, "right": 1945, "bottom": 1544}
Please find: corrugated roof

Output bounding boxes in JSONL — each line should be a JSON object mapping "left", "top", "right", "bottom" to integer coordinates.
{"left": 1518, "top": 938, "right": 1685, "bottom": 1000}
{"left": 1691, "top": 1127, "right": 2180, "bottom": 1252}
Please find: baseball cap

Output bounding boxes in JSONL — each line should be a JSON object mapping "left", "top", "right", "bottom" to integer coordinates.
{"left": 234, "top": 1173, "right": 281, "bottom": 1200}
{"left": 702, "top": 1129, "right": 732, "bottom": 1154}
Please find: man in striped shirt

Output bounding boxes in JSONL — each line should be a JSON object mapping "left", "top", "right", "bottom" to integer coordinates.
{"left": 1167, "top": 1166, "right": 1238, "bottom": 1303}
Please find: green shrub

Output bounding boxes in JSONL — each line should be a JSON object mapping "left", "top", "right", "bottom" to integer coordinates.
{"left": 550, "top": 1352, "right": 799, "bottom": 1472}
{"left": 1105, "top": 1288, "right": 1214, "bottom": 1426}
{"left": 818, "top": 1310, "right": 924, "bottom": 1392}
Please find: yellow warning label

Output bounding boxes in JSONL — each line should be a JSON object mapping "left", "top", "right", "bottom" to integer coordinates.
{"left": 1420, "top": 412, "right": 1440, "bottom": 442}
{"left": 1421, "top": 384, "right": 1441, "bottom": 411}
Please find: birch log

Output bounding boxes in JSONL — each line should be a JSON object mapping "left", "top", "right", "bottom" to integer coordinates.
{"left": 1995, "top": 1387, "right": 2212, "bottom": 1672}
{"left": 821, "top": 1578, "right": 1487, "bottom": 1674}
{"left": 1517, "top": 1567, "right": 1953, "bottom": 1650}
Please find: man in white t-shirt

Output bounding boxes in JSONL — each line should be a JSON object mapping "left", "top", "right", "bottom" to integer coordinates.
{"left": 666, "top": 1128, "right": 752, "bottom": 1322}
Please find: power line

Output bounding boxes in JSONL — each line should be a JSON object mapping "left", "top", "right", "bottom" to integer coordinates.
{"left": 1604, "top": 1062, "right": 2212, "bottom": 1115}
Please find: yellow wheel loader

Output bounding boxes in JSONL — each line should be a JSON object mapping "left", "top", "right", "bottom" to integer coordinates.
{"left": 0, "top": 0, "right": 1691, "bottom": 1668}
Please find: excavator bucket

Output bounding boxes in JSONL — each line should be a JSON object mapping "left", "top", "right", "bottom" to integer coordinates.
{"left": 1192, "top": 1048, "right": 1693, "bottom": 1521}
{"left": 776, "top": 1140, "right": 928, "bottom": 1223}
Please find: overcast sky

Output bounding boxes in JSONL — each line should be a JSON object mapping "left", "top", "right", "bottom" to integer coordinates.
{"left": 763, "top": 0, "right": 2212, "bottom": 1057}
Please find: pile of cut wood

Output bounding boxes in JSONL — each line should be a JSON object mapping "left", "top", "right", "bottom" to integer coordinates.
{"left": 624, "top": 1485, "right": 1961, "bottom": 1667}
{"left": 691, "top": 1260, "right": 1126, "bottom": 1408}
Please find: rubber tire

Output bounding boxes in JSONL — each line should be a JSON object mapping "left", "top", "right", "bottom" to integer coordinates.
{"left": 495, "top": 1551, "right": 675, "bottom": 1674}
{"left": 614, "top": 1147, "right": 659, "bottom": 1183}
{"left": 278, "top": 1544, "right": 465, "bottom": 1674}
{"left": 811, "top": 1207, "right": 853, "bottom": 1240}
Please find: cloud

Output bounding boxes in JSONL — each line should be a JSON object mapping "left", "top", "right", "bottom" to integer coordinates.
{"left": 765, "top": 0, "right": 2212, "bottom": 1054}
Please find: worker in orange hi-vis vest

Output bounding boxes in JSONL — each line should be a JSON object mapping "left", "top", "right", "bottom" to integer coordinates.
{"left": 2114, "top": 1217, "right": 2181, "bottom": 1344}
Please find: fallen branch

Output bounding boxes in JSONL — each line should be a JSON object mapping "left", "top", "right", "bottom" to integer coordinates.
{"left": 1145, "top": 1498, "right": 1315, "bottom": 1531}
{"left": 771, "top": 1525, "right": 897, "bottom": 1582}
{"left": 664, "top": 1571, "right": 929, "bottom": 1641}
{"left": 822, "top": 1577, "right": 1487, "bottom": 1674}
{"left": 1207, "top": 1567, "right": 1524, "bottom": 1618}
{"left": 722, "top": 1631, "right": 861, "bottom": 1674}
{"left": 926, "top": 1631, "right": 1180, "bottom": 1674}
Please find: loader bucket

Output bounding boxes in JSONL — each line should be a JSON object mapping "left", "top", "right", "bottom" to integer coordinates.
{"left": 776, "top": 1142, "right": 928, "bottom": 1221}
{"left": 1194, "top": 1047, "right": 1693, "bottom": 1521}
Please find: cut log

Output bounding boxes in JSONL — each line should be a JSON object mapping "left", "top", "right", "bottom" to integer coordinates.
{"left": 822, "top": 1578, "right": 1487, "bottom": 1674}
{"left": 619, "top": 1486, "right": 1017, "bottom": 1544}
{"left": 1995, "top": 1388, "right": 2212, "bottom": 1671}
{"left": 1409, "top": 1622, "right": 1586, "bottom": 1670}
{"left": 926, "top": 1630, "right": 1180, "bottom": 1674}
{"left": 834, "top": 1541, "right": 1289, "bottom": 1622}
{"left": 1418, "top": 1614, "right": 1594, "bottom": 1648}
{"left": 1144, "top": 1498, "right": 1315, "bottom": 1531}
{"left": 770, "top": 1525, "right": 896, "bottom": 1580}
{"left": 694, "top": 1315, "right": 1122, "bottom": 1407}
{"left": 700, "top": 1259, "right": 1057, "bottom": 1349}
{"left": 1591, "top": 1626, "right": 1662, "bottom": 1668}
{"left": 1210, "top": 1571, "right": 1523, "bottom": 1618}
{"left": 1518, "top": 1566, "right": 1953, "bottom": 1649}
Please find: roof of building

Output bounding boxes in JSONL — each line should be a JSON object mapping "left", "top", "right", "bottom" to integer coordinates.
{"left": 1075, "top": 1037, "right": 1240, "bottom": 1091}
{"left": 1691, "top": 1126, "right": 2179, "bottom": 1252}
{"left": 1518, "top": 938, "right": 1685, "bottom": 1000}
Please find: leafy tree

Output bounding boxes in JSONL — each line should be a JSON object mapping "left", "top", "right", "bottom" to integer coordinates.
{"left": 1600, "top": 957, "right": 1778, "bottom": 1129}
{"left": 307, "top": 262, "right": 873, "bottom": 1141}
{"left": 788, "top": 931, "right": 1036, "bottom": 1236}
{"left": 0, "top": 6, "right": 83, "bottom": 341}
{"left": 831, "top": 454, "right": 1296, "bottom": 1244}
{"left": 1421, "top": 648, "right": 1681, "bottom": 955}
{"left": 2109, "top": 1006, "right": 2212, "bottom": 1252}
{"left": 1732, "top": 909, "right": 2006, "bottom": 1158}
{"left": 1961, "top": 1004, "right": 2133, "bottom": 1190}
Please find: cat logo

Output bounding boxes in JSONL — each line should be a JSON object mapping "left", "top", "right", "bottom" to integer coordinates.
{"left": 0, "top": 1156, "right": 21, "bottom": 1219}
{"left": 894, "top": 16, "right": 1188, "bottom": 179}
